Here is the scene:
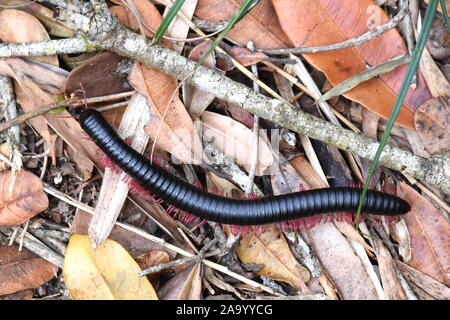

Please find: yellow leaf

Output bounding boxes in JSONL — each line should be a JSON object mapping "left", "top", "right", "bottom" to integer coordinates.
{"left": 63, "top": 234, "right": 158, "bottom": 300}
{"left": 235, "top": 228, "right": 310, "bottom": 289}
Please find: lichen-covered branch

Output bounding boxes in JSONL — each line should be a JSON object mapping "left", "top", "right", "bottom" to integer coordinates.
{"left": 1, "top": 0, "right": 448, "bottom": 195}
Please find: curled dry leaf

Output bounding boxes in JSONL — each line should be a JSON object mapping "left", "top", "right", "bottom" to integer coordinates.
{"left": 0, "top": 244, "right": 57, "bottom": 296}
{"left": 397, "top": 182, "right": 450, "bottom": 286}
{"left": 202, "top": 111, "right": 273, "bottom": 175}
{"left": 0, "top": 171, "right": 48, "bottom": 226}
{"left": 235, "top": 227, "right": 310, "bottom": 290}
{"left": 414, "top": 96, "right": 450, "bottom": 155}
{"left": 62, "top": 234, "right": 158, "bottom": 300}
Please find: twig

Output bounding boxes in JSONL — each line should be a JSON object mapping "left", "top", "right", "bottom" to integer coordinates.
{"left": 0, "top": 75, "right": 22, "bottom": 171}
{"left": 259, "top": 0, "right": 408, "bottom": 55}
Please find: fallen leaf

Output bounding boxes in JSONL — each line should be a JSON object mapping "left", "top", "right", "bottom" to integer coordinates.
{"left": 396, "top": 260, "right": 450, "bottom": 300}
{"left": 62, "top": 234, "right": 158, "bottom": 300}
{"left": 0, "top": 9, "right": 58, "bottom": 66}
{"left": 0, "top": 170, "right": 48, "bottom": 226}
{"left": 0, "top": 289, "right": 33, "bottom": 300}
{"left": 0, "top": 9, "right": 60, "bottom": 163}
{"left": 272, "top": 0, "right": 430, "bottom": 129}
{"left": 224, "top": 47, "right": 268, "bottom": 67}
{"left": 202, "top": 111, "right": 273, "bottom": 175}
{"left": 414, "top": 96, "right": 450, "bottom": 155}
{"left": 183, "top": 40, "right": 218, "bottom": 118}
{"left": 135, "top": 250, "right": 170, "bottom": 276}
{"left": 289, "top": 155, "right": 328, "bottom": 189}
{"left": 158, "top": 262, "right": 203, "bottom": 300}
{"left": 235, "top": 227, "right": 310, "bottom": 289}
{"left": 0, "top": 244, "right": 57, "bottom": 296}
{"left": 195, "top": 0, "right": 292, "bottom": 48}
{"left": 223, "top": 101, "right": 254, "bottom": 129}
{"left": 397, "top": 182, "right": 450, "bottom": 286}
{"left": 0, "top": 57, "right": 98, "bottom": 174}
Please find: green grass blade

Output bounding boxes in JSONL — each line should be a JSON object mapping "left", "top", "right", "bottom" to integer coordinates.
{"left": 152, "top": 0, "right": 186, "bottom": 45}
{"left": 440, "top": 0, "right": 450, "bottom": 33}
{"left": 355, "top": 0, "right": 439, "bottom": 227}
{"left": 196, "top": 0, "right": 261, "bottom": 66}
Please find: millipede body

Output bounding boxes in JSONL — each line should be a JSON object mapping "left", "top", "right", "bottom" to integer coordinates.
{"left": 80, "top": 109, "right": 411, "bottom": 226}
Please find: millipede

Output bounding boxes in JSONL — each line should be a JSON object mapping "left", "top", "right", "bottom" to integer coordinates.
{"left": 80, "top": 109, "right": 411, "bottom": 226}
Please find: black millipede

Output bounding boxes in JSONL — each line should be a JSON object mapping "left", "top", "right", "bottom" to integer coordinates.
{"left": 80, "top": 109, "right": 411, "bottom": 226}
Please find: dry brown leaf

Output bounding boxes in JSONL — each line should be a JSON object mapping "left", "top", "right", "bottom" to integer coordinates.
{"left": 396, "top": 260, "right": 450, "bottom": 300}
{"left": 289, "top": 155, "right": 328, "bottom": 189}
{"left": 0, "top": 244, "right": 57, "bottom": 296}
{"left": 135, "top": 251, "right": 170, "bottom": 275}
{"left": 158, "top": 262, "right": 203, "bottom": 300}
{"left": 272, "top": 0, "right": 430, "bottom": 129}
{"left": 397, "top": 182, "right": 450, "bottom": 286}
{"left": 0, "top": 58, "right": 98, "bottom": 173}
{"left": 0, "top": 9, "right": 58, "bottom": 65}
{"left": 63, "top": 51, "right": 132, "bottom": 98}
{"left": 111, "top": 2, "right": 204, "bottom": 165}
{"left": 271, "top": 154, "right": 308, "bottom": 194}
{"left": 235, "top": 227, "right": 310, "bottom": 289}
{"left": 415, "top": 96, "right": 450, "bottom": 155}
{"left": 0, "top": 171, "right": 48, "bottom": 226}
{"left": 72, "top": 209, "right": 177, "bottom": 259}
{"left": 305, "top": 223, "right": 379, "bottom": 299}
{"left": 202, "top": 111, "right": 273, "bottom": 175}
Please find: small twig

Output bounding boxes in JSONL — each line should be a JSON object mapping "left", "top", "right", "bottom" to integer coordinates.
{"left": 259, "top": 0, "right": 408, "bottom": 55}
{"left": 1, "top": 227, "right": 64, "bottom": 268}
{"left": 138, "top": 239, "right": 219, "bottom": 277}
